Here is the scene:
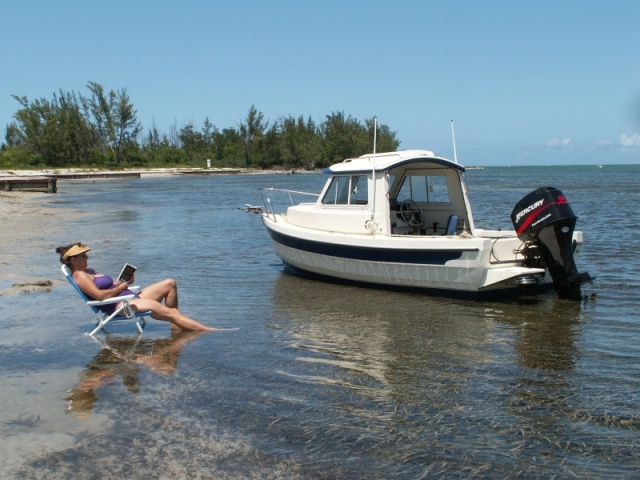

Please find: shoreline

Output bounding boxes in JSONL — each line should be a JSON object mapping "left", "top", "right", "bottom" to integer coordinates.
{"left": 0, "top": 191, "right": 84, "bottom": 296}
{"left": 0, "top": 166, "right": 318, "bottom": 178}
{"left": 0, "top": 167, "right": 316, "bottom": 296}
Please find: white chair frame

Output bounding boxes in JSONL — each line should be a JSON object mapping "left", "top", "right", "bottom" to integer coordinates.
{"left": 61, "top": 265, "right": 149, "bottom": 336}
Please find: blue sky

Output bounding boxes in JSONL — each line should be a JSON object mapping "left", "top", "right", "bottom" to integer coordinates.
{"left": 2, "top": 1, "right": 639, "bottom": 165}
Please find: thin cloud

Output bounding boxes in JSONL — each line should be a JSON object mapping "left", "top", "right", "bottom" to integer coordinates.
{"left": 620, "top": 133, "right": 640, "bottom": 147}
{"left": 545, "top": 138, "right": 573, "bottom": 148}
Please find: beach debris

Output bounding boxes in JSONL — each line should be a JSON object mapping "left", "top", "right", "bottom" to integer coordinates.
{"left": 4, "top": 412, "right": 40, "bottom": 428}
{"left": 9, "top": 280, "right": 53, "bottom": 295}
{"left": 241, "top": 204, "right": 263, "bottom": 214}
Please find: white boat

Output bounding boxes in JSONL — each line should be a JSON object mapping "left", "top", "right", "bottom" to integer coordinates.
{"left": 258, "top": 150, "right": 591, "bottom": 299}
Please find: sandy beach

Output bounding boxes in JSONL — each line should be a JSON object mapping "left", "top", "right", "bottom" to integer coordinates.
{"left": 0, "top": 166, "right": 309, "bottom": 178}
{"left": 0, "top": 191, "right": 75, "bottom": 296}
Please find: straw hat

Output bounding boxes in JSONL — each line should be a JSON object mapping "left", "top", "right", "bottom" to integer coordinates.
{"left": 62, "top": 243, "right": 91, "bottom": 260}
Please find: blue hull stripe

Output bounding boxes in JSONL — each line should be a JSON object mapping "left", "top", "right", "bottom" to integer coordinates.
{"left": 267, "top": 228, "right": 475, "bottom": 265}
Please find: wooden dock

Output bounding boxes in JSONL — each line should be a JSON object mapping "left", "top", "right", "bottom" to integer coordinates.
{"left": 52, "top": 172, "right": 141, "bottom": 179}
{"left": 0, "top": 168, "right": 244, "bottom": 193}
{"left": 2, "top": 177, "right": 57, "bottom": 193}
{"left": 173, "top": 168, "right": 241, "bottom": 175}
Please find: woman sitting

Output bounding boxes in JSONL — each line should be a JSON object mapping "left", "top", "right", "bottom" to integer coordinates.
{"left": 57, "top": 242, "right": 215, "bottom": 332}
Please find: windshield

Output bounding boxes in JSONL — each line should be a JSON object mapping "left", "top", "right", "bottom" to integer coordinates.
{"left": 397, "top": 174, "right": 451, "bottom": 204}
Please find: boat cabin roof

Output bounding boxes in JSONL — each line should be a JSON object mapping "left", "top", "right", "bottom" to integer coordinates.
{"left": 324, "top": 149, "right": 465, "bottom": 175}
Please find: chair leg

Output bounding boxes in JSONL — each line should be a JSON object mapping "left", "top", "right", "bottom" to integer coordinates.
{"left": 86, "top": 304, "right": 128, "bottom": 336}
{"left": 88, "top": 320, "right": 107, "bottom": 336}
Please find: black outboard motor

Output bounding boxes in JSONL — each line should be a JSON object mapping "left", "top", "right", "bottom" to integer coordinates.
{"left": 511, "top": 187, "right": 592, "bottom": 300}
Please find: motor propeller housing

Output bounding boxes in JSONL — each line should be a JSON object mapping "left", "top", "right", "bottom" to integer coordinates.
{"left": 511, "top": 187, "right": 592, "bottom": 299}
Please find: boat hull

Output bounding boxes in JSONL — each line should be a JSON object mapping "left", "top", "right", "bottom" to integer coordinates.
{"left": 263, "top": 215, "right": 551, "bottom": 299}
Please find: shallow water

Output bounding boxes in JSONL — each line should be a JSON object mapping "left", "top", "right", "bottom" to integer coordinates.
{"left": 1, "top": 165, "right": 639, "bottom": 478}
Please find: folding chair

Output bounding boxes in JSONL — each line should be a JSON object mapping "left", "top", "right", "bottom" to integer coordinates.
{"left": 61, "top": 265, "right": 150, "bottom": 336}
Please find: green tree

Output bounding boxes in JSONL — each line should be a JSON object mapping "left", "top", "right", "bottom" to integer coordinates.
{"left": 8, "top": 95, "right": 55, "bottom": 163}
{"left": 86, "top": 82, "right": 141, "bottom": 164}
{"left": 239, "top": 105, "right": 268, "bottom": 167}
{"left": 365, "top": 117, "right": 401, "bottom": 153}
{"left": 213, "top": 127, "right": 243, "bottom": 165}
{"left": 277, "top": 115, "right": 321, "bottom": 169}
{"left": 258, "top": 124, "right": 281, "bottom": 169}
{"left": 320, "top": 112, "right": 370, "bottom": 166}
{"left": 179, "top": 123, "right": 205, "bottom": 160}
{"left": 8, "top": 90, "right": 97, "bottom": 166}
{"left": 3, "top": 83, "right": 404, "bottom": 169}
{"left": 112, "top": 88, "right": 141, "bottom": 163}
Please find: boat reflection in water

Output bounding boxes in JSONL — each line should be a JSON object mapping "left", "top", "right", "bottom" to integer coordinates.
{"left": 270, "top": 271, "right": 583, "bottom": 410}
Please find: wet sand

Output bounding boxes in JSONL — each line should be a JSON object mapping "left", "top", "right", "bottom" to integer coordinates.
{"left": 0, "top": 191, "right": 75, "bottom": 296}
{"left": 0, "top": 190, "right": 94, "bottom": 475}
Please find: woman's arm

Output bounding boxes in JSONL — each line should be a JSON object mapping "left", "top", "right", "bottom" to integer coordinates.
{"left": 73, "top": 270, "right": 130, "bottom": 301}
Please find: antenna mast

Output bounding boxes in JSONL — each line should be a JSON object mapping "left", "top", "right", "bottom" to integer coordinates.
{"left": 367, "top": 116, "right": 378, "bottom": 233}
{"left": 450, "top": 120, "right": 458, "bottom": 164}
{"left": 373, "top": 116, "right": 377, "bottom": 156}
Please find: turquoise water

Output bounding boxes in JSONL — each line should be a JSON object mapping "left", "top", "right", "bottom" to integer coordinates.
{"left": 1, "top": 165, "right": 639, "bottom": 478}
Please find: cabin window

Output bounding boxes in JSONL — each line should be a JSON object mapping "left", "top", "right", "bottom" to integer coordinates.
{"left": 397, "top": 174, "right": 450, "bottom": 204}
{"left": 321, "top": 175, "right": 369, "bottom": 205}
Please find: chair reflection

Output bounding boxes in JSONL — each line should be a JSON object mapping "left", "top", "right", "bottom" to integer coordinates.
{"left": 65, "top": 331, "right": 203, "bottom": 419}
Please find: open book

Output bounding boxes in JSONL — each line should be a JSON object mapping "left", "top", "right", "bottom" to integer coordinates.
{"left": 117, "top": 263, "right": 137, "bottom": 283}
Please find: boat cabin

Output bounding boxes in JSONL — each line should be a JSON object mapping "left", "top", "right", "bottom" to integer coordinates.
{"left": 286, "top": 150, "right": 475, "bottom": 237}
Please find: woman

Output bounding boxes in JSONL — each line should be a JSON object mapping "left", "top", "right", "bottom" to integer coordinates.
{"left": 57, "top": 242, "right": 215, "bottom": 332}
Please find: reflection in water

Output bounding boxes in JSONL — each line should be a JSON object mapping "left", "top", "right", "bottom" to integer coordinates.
{"left": 269, "top": 273, "right": 593, "bottom": 476}
{"left": 271, "top": 273, "right": 582, "bottom": 391}
{"left": 480, "top": 296, "right": 583, "bottom": 371}
{"left": 65, "top": 331, "right": 203, "bottom": 419}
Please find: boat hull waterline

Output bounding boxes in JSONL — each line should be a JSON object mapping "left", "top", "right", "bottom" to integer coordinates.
{"left": 258, "top": 150, "right": 590, "bottom": 299}
{"left": 263, "top": 217, "right": 552, "bottom": 298}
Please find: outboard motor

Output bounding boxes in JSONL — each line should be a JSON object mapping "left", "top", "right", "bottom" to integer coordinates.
{"left": 511, "top": 187, "right": 592, "bottom": 300}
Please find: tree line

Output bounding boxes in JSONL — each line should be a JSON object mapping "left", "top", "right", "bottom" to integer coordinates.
{"left": 1, "top": 82, "right": 400, "bottom": 170}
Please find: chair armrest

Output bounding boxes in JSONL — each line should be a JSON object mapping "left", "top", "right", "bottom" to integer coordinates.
{"left": 87, "top": 294, "right": 136, "bottom": 306}
{"left": 129, "top": 285, "right": 141, "bottom": 294}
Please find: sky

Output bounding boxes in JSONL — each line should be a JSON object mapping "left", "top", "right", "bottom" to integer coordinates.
{"left": 1, "top": 0, "right": 639, "bottom": 166}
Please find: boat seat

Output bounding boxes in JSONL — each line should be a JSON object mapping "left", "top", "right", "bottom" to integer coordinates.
{"left": 445, "top": 215, "right": 459, "bottom": 235}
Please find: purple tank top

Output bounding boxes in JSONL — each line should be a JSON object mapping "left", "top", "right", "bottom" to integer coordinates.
{"left": 91, "top": 275, "right": 138, "bottom": 314}
{"left": 94, "top": 275, "right": 114, "bottom": 290}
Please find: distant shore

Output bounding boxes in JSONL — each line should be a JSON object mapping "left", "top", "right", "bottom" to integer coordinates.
{"left": 0, "top": 166, "right": 317, "bottom": 178}
{"left": 0, "top": 166, "right": 316, "bottom": 296}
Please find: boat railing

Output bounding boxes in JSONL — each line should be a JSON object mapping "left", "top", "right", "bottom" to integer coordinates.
{"left": 259, "top": 187, "right": 319, "bottom": 221}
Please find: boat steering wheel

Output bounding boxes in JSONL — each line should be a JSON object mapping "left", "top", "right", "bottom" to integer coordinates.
{"left": 399, "top": 200, "right": 424, "bottom": 227}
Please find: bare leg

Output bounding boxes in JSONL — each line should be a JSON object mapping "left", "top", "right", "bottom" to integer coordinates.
{"left": 139, "top": 278, "right": 179, "bottom": 307}
{"left": 130, "top": 298, "right": 213, "bottom": 331}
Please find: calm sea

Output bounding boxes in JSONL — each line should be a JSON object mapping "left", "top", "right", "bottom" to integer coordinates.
{"left": 1, "top": 164, "right": 639, "bottom": 478}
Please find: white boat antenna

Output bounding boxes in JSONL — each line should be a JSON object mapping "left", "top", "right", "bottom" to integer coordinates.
{"left": 367, "top": 116, "right": 379, "bottom": 233}
{"left": 373, "top": 116, "right": 377, "bottom": 155}
{"left": 450, "top": 119, "right": 459, "bottom": 164}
